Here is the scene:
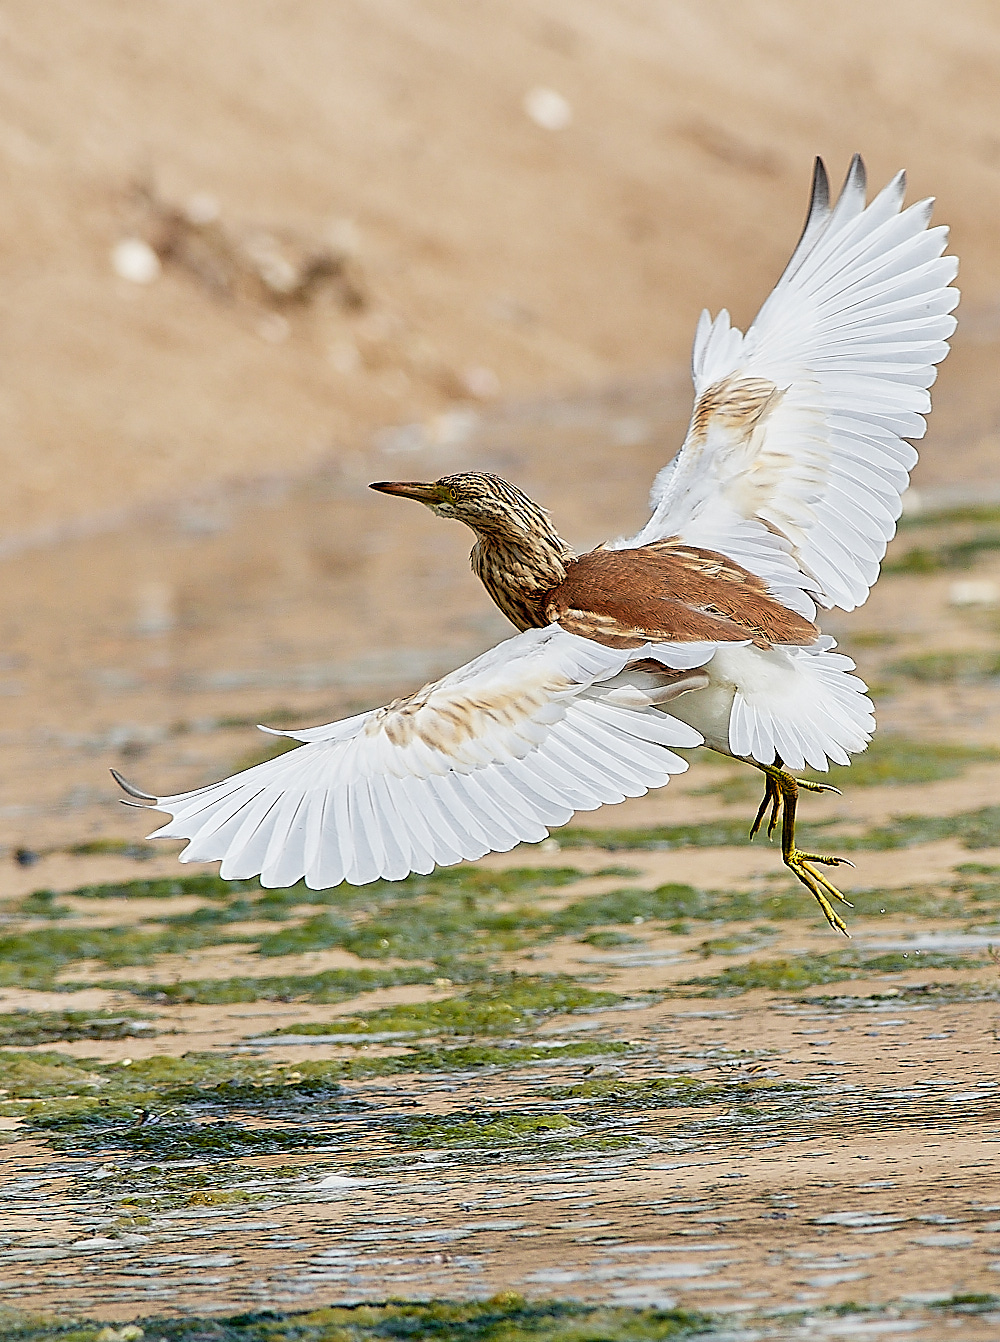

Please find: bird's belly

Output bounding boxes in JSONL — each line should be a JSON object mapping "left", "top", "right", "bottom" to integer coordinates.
{"left": 658, "top": 671, "right": 736, "bottom": 756}
{"left": 654, "top": 643, "right": 786, "bottom": 759}
{"left": 654, "top": 640, "right": 872, "bottom": 771}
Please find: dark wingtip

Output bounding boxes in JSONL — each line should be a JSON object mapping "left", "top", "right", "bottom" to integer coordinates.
{"left": 811, "top": 156, "right": 830, "bottom": 214}
{"left": 781, "top": 157, "right": 831, "bottom": 284}
{"left": 846, "top": 151, "right": 867, "bottom": 197}
{"left": 110, "top": 768, "right": 157, "bottom": 802}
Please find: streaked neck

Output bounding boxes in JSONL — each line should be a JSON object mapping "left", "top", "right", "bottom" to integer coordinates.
{"left": 470, "top": 520, "right": 575, "bottom": 631}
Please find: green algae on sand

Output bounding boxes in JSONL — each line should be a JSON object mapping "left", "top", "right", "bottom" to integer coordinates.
{"left": 390, "top": 1110, "right": 586, "bottom": 1148}
{"left": 694, "top": 735, "right": 1000, "bottom": 802}
{"left": 0, "top": 1296, "right": 716, "bottom": 1342}
{"left": 556, "top": 803, "right": 1000, "bottom": 855}
{"left": 679, "top": 949, "right": 982, "bottom": 996}
{"left": 544, "top": 1073, "right": 808, "bottom": 1109}
{"left": 121, "top": 965, "right": 440, "bottom": 1004}
{"left": 0, "top": 1009, "right": 155, "bottom": 1046}
{"left": 4, "top": 1293, "right": 1000, "bottom": 1341}
{"left": 264, "top": 976, "right": 627, "bottom": 1038}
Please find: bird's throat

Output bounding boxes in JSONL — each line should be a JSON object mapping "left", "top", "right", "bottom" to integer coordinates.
{"left": 471, "top": 530, "right": 576, "bottom": 631}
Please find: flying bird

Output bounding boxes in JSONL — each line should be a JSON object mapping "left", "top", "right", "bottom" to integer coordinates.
{"left": 114, "top": 157, "right": 958, "bottom": 934}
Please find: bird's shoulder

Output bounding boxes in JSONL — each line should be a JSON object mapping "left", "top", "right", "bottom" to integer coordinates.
{"left": 543, "top": 539, "right": 817, "bottom": 649}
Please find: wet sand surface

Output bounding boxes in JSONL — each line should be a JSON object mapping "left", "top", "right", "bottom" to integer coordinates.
{"left": 1, "top": 390, "right": 1000, "bottom": 1337}
{"left": 5, "top": 7, "right": 1000, "bottom": 1331}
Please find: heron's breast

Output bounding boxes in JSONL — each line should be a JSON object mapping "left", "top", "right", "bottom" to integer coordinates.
{"left": 471, "top": 541, "right": 566, "bottom": 631}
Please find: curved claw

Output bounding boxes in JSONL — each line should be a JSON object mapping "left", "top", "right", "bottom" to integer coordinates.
{"left": 796, "top": 779, "right": 842, "bottom": 796}
{"left": 110, "top": 769, "right": 158, "bottom": 803}
{"left": 799, "top": 851, "right": 855, "bottom": 871}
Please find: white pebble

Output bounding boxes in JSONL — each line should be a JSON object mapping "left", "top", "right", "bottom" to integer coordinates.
{"left": 949, "top": 579, "right": 999, "bottom": 607}
{"left": 257, "top": 253, "right": 299, "bottom": 295}
{"left": 111, "top": 237, "right": 161, "bottom": 284}
{"left": 524, "top": 86, "right": 573, "bottom": 131}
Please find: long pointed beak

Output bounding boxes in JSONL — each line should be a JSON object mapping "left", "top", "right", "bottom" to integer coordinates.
{"left": 369, "top": 480, "right": 447, "bottom": 504}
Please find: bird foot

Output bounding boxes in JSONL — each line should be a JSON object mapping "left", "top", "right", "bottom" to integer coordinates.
{"left": 747, "top": 762, "right": 855, "bottom": 934}
{"left": 749, "top": 774, "right": 841, "bottom": 844}
{"left": 795, "top": 778, "right": 841, "bottom": 796}
{"left": 785, "top": 848, "right": 855, "bottom": 937}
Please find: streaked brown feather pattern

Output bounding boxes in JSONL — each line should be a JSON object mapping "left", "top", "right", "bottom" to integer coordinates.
{"left": 544, "top": 541, "right": 817, "bottom": 649}
{"left": 690, "top": 373, "right": 782, "bottom": 443}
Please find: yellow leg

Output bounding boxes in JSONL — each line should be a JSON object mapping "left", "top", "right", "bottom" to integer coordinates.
{"left": 749, "top": 762, "right": 854, "bottom": 936}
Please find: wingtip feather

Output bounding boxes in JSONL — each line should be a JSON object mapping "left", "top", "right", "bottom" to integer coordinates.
{"left": 811, "top": 155, "right": 830, "bottom": 216}
{"left": 847, "top": 152, "right": 867, "bottom": 195}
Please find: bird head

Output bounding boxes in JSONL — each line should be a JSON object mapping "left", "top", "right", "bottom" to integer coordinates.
{"left": 370, "top": 471, "right": 562, "bottom": 546}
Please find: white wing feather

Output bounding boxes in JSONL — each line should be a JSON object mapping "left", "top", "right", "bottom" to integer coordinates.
{"left": 622, "top": 155, "right": 959, "bottom": 615}
{"left": 141, "top": 625, "right": 707, "bottom": 888}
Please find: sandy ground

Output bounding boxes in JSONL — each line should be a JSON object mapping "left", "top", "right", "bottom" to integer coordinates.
{"left": 2, "top": 826, "right": 1000, "bottom": 1330}
{"left": 2, "top": 3, "right": 1000, "bottom": 1335}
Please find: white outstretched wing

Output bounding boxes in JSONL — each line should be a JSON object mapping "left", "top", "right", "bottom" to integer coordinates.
{"left": 133, "top": 626, "right": 707, "bottom": 889}
{"left": 623, "top": 155, "right": 959, "bottom": 615}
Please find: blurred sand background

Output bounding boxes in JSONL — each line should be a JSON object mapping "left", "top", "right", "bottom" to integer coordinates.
{"left": 2, "top": 0, "right": 1000, "bottom": 860}
{"left": 3, "top": 0, "right": 1000, "bottom": 541}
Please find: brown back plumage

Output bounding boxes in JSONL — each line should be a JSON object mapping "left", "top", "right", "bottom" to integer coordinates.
{"left": 543, "top": 539, "right": 817, "bottom": 649}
